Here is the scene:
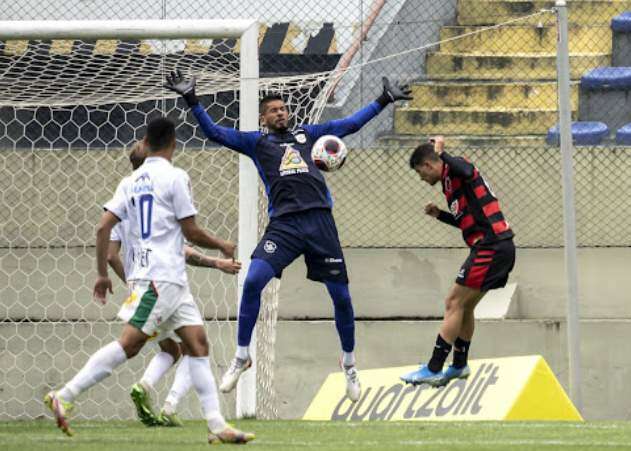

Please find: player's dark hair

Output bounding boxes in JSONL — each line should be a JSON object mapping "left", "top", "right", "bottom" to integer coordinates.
{"left": 259, "top": 93, "right": 284, "bottom": 114}
{"left": 146, "top": 117, "right": 176, "bottom": 152}
{"left": 409, "top": 142, "right": 439, "bottom": 169}
{"left": 128, "top": 142, "right": 146, "bottom": 170}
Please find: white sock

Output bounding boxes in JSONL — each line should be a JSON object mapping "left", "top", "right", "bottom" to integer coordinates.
{"left": 163, "top": 355, "right": 192, "bottom": 413}
{"left": 140, "top": 351, "right": 175, "bottom": 390}
{"left": 342, "top": 351, "right": 356, "bottom": 368}
{"left": 59, "top": 341, "right": 127, "bottom": 402}
{"left": 188, "top": 356, "right": 226, "bottom": 433}
{"left": 236, "top": 346, "right": 250, "bottom": 360}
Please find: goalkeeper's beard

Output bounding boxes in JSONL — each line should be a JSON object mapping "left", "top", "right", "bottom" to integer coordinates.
{"left": 268, "top": 122, "right": 289, "bottom": 133}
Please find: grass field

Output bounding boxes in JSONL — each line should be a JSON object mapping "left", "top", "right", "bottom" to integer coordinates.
{"left": 2, "top": 420, "right": 631, "bottom": 451}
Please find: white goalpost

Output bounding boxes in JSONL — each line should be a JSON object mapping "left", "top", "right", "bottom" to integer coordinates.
{"left": 0, "top": 19, "right": 263, "bottom": 418}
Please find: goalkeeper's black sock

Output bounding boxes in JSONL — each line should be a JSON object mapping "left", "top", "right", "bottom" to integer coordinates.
{"left": 452, "top": 337, "right": 471, "bottom": 369}
{"left": 427, "top": 334, "right": 452, "bottom": 373}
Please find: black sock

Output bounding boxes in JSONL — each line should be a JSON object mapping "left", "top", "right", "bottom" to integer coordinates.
{"left": 452, "top": 337, "right": 471, "bottom": 369}
{"left": 428, "top": 334, "right": 452, "bottom": 373}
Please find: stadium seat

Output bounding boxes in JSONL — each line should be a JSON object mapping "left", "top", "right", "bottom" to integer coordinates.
{"left": 612, "top": 11, "right": 631, "bottom": 32}
{"left": 580, "top": 67, "right": 631, "bottom": 89}
{"left": 546, "top": 121, "right": 609, "bottom": 146}
{"left": 615, "top": 122, "right": 631, "bottom": 144}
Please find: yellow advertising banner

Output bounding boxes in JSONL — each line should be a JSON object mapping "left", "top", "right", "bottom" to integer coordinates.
{"left": 303, "top": 355, "right": 582, "bottom": 421}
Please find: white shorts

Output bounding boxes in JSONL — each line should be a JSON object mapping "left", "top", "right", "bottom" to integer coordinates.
{"left": 117, "top": 280, "right": 203, "bottom": 340}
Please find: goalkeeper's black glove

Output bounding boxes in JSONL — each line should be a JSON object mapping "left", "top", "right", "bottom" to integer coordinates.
{"left": 376, "top": 76, "right": 413, "bottom": 107}
{"left": 164, "top": 70, "right": 199, "bottom": 107}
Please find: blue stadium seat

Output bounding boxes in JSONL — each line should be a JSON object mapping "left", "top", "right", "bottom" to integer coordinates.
{"left": 612, "top": 11, "right": 631, "bottom": 32}
{"left": 581, "top": 67, "right": 631, "bottom": 89}
{"left": 615, "top": 122, "right": 631, "bottom": 144}
{"left": 546, "top": 121, "right": 609, "bottom": 146}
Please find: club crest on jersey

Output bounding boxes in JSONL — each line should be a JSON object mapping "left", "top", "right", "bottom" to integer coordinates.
{"left": 294, "top": 132, "right": 307, "bottom": 144}
{"left": 450, "top": 199, "right": 462, "bottom": 218}
{"left": 264, "top": 240, "right": 277, "bottom": 254}
{"left": 279, "top": 144, "right": 309, "bottom": 176}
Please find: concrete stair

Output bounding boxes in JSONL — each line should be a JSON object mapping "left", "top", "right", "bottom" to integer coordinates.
{"left": 408, "top": 81, "right": 578, "bottom": 110}
{"left": 457, "top": 0, "right": 631, "bottom": 26}
{"left": 394, "top": 107, "right": 574, "bottom": 135}
{"left": 425, "top": 52, "right": 609, "bottom": 80}
{"left": 439, "top": 25, "right": 611, "bottom": 54}
{"left": 378, "top": 133, "right": 547, "bottom": 147}
{"left": 390, "top": 0, "right": 614, "bottom": 139}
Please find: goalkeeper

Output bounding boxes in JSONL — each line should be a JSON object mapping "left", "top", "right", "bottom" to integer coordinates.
{"left": 166, "top": 71, "right": 411, "bottom": 401}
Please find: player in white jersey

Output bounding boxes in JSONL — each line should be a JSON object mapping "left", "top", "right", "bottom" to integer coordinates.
{"left": 107, "top": 142, "right": 240, "bottom": 427}
{"left": 45, "top": 118, "right": 255, "bottom": 444}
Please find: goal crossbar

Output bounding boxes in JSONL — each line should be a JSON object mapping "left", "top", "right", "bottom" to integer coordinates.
{"left": 0, "top": 19, "right": 258, "bottom": 40}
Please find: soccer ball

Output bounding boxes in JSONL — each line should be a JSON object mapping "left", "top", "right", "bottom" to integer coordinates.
{"left": 311, "top": 135, "right": 348, "bottom": 172}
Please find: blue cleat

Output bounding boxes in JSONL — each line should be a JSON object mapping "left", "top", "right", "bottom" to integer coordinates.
{"left": 442, "top": 364, "right": 471, "bottom": 384}
{"left": 400, "top": 364, "right": 446, "bottom": 387}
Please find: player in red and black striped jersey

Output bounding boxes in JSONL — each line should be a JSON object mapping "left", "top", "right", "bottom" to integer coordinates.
{"left": 400, "top": 136, "right": 516, "bottom": 387}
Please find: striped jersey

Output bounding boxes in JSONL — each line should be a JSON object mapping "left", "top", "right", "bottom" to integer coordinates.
{"left": 437, "top": 152, "right": 513, "bottom": 247}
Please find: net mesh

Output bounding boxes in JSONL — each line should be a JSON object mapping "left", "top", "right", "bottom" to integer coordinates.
{"left": 0, "top": 35, "right": 332, "bottom": 420}
{"left": 3, "top": 0, "right": 631, "bottom": 421}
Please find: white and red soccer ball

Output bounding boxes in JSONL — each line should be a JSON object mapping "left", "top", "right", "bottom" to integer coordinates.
{"left": 311, "top": 135, "right": 348, "bottom": 172}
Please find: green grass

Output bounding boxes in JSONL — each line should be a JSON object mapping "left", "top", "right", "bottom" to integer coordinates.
{"left": 2, "top": 420, "right": 631, "bottom": 450}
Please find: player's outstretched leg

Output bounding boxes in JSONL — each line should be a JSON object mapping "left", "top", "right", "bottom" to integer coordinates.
{"left": 401, "top": 285, "right": 482, "bottom": 387}
{"left": 325, "top": 281, "right": 361, "bottom": 402}
{"left": 220, "top": 259, "right": 274, "bottom": 393}
{"left": 177, "top": 325, "right": 255, "bottom": 444}
{"left": 131, "top": 337, "right": 180, "bottom": 426}
{"left": 45, "top": 328, "right": 142, "bottom": 435}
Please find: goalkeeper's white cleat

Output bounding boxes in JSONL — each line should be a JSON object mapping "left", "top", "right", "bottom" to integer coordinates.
{"left": 44, "top": 391, "right": 74, "bottom": 437}
{"left": 219, "top": 357, "right": 252, "bottom": 393}
{"left": 341, "top": 362, "right": 361, "bottom": 402}
{"left": 208, "top": 424, "right": 255, "bottom": 445}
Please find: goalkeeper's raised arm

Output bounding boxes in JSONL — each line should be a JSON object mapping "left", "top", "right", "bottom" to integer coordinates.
{"left": 165, "top": 71, "right": 412, "bottom": 150}
{"left": 302, "top": 77, "right": 412, "bottom": 140}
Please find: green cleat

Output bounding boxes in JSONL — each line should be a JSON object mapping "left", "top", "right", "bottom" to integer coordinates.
{"left": 44, "top": 391, "right": 75, "bottom": 437}
{"left": 130, "top": 383, "right": 160, "bottom": 427}
{"left": 157, "top": 409, "right": 184, "bottom": 427}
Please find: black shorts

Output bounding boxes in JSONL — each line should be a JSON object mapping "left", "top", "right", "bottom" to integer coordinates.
{"left": 456, "top": 239, "right": 515, "bottom": 291}
{"left": 252, "top": 208, "right": 348, "bottom": 283}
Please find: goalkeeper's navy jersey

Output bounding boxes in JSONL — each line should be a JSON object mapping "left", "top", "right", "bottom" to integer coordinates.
{"left": 192, "top": 101, "right": 383, "bottom": 217}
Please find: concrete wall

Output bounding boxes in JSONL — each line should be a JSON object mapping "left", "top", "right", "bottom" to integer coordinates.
{"left": 278, "top": 248, "right": 631, "bottom": 320}
{"left": 3, "top": 319, "right": 631, "bottom": 421}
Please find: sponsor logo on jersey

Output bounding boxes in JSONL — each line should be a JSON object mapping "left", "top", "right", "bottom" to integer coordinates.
{"left": 444, "top": 176, "right": 452, "bottom": 194}
{"left": 457, "top": 267, "right": 465, "bottom": 279}
{"left": 325, "top": 257, "right": 343, "bottom": 263}
{"left": 279, "top": 144, "right": 309, "bottom": 176}
{"left": 133, "top": 172, "right": 154, "bottom": 194}
{"left": 264, "top": 240, "right": 277, "bottom": 254}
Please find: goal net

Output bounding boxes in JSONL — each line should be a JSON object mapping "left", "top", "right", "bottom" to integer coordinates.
{"left": 0, "top": 20, "right": 333, "bottom": 420}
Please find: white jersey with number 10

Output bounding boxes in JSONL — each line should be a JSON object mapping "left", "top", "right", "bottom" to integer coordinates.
{"left": 104, "top": 156, "right": 197, "bottom": 286}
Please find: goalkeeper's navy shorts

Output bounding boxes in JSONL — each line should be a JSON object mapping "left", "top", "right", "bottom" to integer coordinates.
{"left": 456, "top": 238, "right": 515, "bottom": 291}
{"left": 252, "top": 208, "right": 348, "bottom": 283}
